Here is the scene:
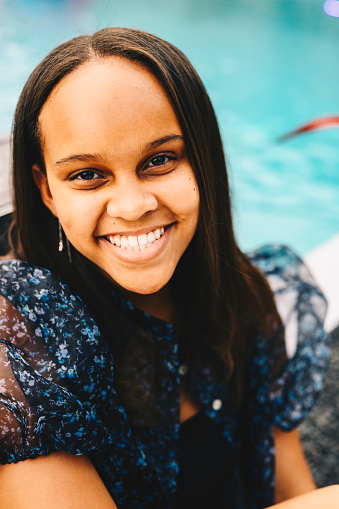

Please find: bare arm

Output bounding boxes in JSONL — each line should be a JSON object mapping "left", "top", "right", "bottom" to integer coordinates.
{"left": 274, "top": 428, "right": 316, "bottom": 503}
{"left": 266, "top": 485, "right": 339, "bottom": 509}
{"left": 0, "top": 452, "right": 117, "bottom": 509}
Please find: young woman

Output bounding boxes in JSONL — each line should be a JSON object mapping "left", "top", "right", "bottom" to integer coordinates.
{"left": 0, "top": 28, "right": 334, "bottom": 508}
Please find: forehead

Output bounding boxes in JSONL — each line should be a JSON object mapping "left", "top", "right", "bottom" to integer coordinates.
{"left": 39, "top": 57, "right": 181, "bottom": 157}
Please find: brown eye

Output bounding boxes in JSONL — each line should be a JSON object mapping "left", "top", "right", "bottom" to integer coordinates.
{"left": 148, "top": 154, "right": 173, "bottom": 167}
{"left": 71, "top": 170, "right": 101, "bottom": 181}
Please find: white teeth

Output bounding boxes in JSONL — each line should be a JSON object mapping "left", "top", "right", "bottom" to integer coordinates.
{"left": 138, "top": 234, "right": 148, "bottom": 246}
{"left": 128, "top": 236, "right": 138, "bottom": 247}
{"left": 107, "top": 225, "right": 168, "bottom": 250}
{"left": 121, "top": 237, "right": 128, "bottom": 248}
{"left": 147, "top": 231, "right": 155, "bottom": 243}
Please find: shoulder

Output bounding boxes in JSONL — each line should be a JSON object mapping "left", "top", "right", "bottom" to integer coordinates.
{"left": 0, "top": 259, "right": 77, "bottom": 299}
{"left": 247, "top": 243, "right": 324, "bottom": 293}
{"left": 248, "top": 244, "right": 327, "bottom": 356}
{"left": 247, "top": 243, "right": 304, "bottom": 275}
{"left": 0, "top": 259, "right": 91, "bottom": 322}
{"left": 0, "top": 259, "right": 104, "bottom": 382}
{"left": 0, "top": 258, "right": 55, "bottom": 278}
{"left": 0, "top": 262, "right": 118, "bottom": 465}
{"left": 247, "top": 245, "right": 330, "bottom": 430}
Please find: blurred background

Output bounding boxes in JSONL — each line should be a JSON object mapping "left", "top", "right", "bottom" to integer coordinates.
{"left": 0, "top": 0, "right": 339, "bottom": 256}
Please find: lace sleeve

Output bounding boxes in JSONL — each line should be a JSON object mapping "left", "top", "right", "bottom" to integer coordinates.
{"left": 249, "top": 245, "right": 331, "bottom": 430}
{"left": 0, "top": 261, "right": 122, "bottom": 464}
{"left": 0, "top": 294, "right": 52, "bottom": 459}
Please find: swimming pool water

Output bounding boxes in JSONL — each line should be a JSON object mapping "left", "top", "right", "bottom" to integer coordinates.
{"left": 0, "top": 0, "right": 338, "bottom": 255}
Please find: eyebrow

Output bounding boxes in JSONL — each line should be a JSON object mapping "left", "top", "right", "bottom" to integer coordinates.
{"left": 53, "top": 153, "right": 101, "bottom": 169}
{"left": 145, "top": 134, "right": 184, "bottom": 151}
{"left": 52, "top": 134, "right": 184, "bottom": 169}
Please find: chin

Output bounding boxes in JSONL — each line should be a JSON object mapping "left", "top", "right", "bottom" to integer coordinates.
{"left": 120, "top": 271, "right": 174, "bottom": 296}
{"left": 124, "top": 280, "right": 168, "bottom": 296}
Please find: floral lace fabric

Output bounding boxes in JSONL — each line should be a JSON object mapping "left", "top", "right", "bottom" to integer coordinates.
{"left": 0, "top": 245, "right": 330, "bottom": 508}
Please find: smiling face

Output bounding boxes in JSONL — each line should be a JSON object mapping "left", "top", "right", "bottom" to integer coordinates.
{"left": 35, "top": 58, "right": 199, "bottom": 296}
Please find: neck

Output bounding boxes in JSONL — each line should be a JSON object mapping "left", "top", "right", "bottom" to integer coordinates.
{"left": 125, "top": 284, "right": 177, "bottom": 325}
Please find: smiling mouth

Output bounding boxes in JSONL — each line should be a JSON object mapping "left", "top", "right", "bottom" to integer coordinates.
{"left": 106, "top": 225, "right": 170, "bottom": 251}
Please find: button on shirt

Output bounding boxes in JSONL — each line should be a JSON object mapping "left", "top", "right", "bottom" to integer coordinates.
{"left": 212, "top": 399, "right": 222, "bottom": 411}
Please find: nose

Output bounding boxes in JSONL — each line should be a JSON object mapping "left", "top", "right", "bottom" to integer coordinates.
{"left": 106, "top": 179, "right": 158, "bottom": 222}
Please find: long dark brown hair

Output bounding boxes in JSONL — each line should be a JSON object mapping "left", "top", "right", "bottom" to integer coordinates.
{"left": 9, "top": 27, "right": 281, "bottom": 423}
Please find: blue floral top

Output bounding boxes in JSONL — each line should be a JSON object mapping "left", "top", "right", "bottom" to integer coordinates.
{"left": 0, "top": 245, "right": 330, "bottom": 508}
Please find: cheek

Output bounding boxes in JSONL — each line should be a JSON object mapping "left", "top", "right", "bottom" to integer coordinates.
{"left": 177, "top": 178, "right": 200, "bottom": 223}
{"left": 50, "top": 187, "right": 100, "bottom": 235}
{"left": 163, "top": 172, "right": 200, "bottom": 218}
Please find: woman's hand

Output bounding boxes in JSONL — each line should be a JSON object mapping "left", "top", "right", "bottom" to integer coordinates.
{"left": 0, "top": 452, "right": 117, "bottom": 509}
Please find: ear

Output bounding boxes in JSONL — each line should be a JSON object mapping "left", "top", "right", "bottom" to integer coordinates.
{"left": 32, "top": 164, "right": 58, "bottom": 218}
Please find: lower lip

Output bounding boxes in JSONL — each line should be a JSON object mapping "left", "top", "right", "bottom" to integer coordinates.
{"left": 98, "top": 224, "right": 174, "bottom": 264}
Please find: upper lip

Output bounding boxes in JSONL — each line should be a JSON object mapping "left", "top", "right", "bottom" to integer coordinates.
{"left": 100, "top": 223, "right": 173, "bottom": 238}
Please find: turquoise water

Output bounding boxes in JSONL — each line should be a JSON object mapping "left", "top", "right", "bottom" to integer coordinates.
{"left": 1, "top": 0, "right": 338, "bottom": 254}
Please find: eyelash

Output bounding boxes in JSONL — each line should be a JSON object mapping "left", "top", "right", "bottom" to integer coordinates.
{"left": 68, "top": 153, "right": 177, "bottom": 182}
{"left": 146, "top": 153, "right": 176, "bottom": 168}
{"left": 69, "top": 170, "right": 102, "bottom": 181}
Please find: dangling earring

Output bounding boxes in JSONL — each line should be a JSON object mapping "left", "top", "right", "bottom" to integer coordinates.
{"left": 58, "top": 220, "right": 72, "bottom": 263}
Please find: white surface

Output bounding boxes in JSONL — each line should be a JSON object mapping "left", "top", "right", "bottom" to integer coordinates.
{"left": 305, "top": 233, "right": 339, "bottom": 332}
{"left": 0, "top": 134, "right": 11, "bottom": 214}
{"left": 274, "top": 287, "right": 299, "bottom": 359}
